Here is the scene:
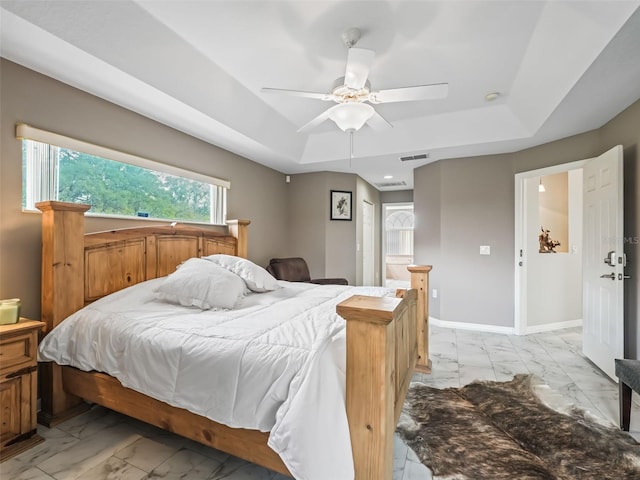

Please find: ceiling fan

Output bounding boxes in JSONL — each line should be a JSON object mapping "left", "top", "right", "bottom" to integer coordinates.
{"left": 261, "top": 28, "right": 449, "bottom": 134}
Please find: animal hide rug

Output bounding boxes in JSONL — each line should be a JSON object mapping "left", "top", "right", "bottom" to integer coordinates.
{"left": 396, "top": 374, "right": 640, "bottom": 479}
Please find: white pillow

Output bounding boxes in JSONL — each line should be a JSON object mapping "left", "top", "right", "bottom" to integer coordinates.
{"left": 154, "top": 257, "right": 246, "bottom": 310}
{"left": 203, "top": 254, "right": 280, "bottom": 293}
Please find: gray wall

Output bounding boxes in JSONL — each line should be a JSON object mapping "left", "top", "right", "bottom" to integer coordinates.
{"left": 415, "top": 156, "right": 513, "bottom": 325}
{"left": 414, "top": 98, "right": 640, "bottom": 356}
{"left": 0, "top": 59, "right": 289, "bottom": 319}
{"left": 287, "top": 171, "right": 357, "bottom": 282}
{"left": 288, "top": 171, "right": 383, "bottom": 286}
{"left": 441, "top": 155, "right": 515, "bottom": 327}
{"left": 380, "top": 190, "right": 413, "bottom": 204}
{"left": 414, "top": 162, "right": 441, "bottom": 317}
{"left": 287, "top": 171, "right": 327, "bottom": 277}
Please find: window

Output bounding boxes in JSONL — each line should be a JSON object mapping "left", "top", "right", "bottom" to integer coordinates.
{"left": 18, "top": 124, "right": 228, "bottom": 225}
{"left": 385, "top": 206, "right": 414, "bottom": 256}
{"left": 382, "top": 203, "right": 414, "bottom": 288}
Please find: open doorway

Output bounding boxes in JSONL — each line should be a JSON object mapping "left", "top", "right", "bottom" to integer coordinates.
{"left": 515, "top": 161, "right": 586, "bottom": 335}
{"left": 383, "top": 203, "right": 414, "bottom": 288}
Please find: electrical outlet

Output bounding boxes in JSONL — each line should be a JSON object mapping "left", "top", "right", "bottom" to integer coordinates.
{"left": 432, "top": 289, "right": 438, "bottom": 299}
{"left": 480, "top": 245, "right": 491, "bottom": 255}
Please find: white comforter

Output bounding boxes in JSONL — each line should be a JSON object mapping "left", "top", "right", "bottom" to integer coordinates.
{"left": 38, "top": 278, "right": 395, "bottom": 480}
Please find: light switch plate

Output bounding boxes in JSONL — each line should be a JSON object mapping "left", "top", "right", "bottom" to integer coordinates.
{"left": 480, "top": 245, "right": 491, "bottom": 255}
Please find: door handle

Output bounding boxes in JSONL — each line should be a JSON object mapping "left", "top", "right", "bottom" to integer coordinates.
{"left": 600, "top": 273, "right": 616, "bottom": 280}
{"left": 618, "top": 274, "right": 632, "bottom": 280}
{"left": 604, "top": 251, "right": 616, "bottom": 266}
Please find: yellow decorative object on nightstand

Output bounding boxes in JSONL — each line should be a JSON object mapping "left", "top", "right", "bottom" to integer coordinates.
{"left": 0, "top": 318, "right": 45, "bottom": 461}
{"left": 0, "top": 299, "right": 21, "bottom": 325}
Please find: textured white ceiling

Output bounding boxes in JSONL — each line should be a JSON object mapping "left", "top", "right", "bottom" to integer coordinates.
{"left": 2, "top": 0, "right": 640, "bottom": 190}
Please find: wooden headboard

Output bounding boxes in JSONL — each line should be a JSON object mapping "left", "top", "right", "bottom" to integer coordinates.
{"left": 83, "top": 225, "right": 239, "bottom": 302}
{"left": 36, "top": 201, "right": 250, "bottom": 335}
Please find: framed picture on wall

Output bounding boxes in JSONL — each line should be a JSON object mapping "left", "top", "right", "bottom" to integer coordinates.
{"left": 330, "top": 190, "right": 352, "bottom": 221}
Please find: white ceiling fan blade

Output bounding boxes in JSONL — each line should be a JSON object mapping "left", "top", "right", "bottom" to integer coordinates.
{"left": 369, "top": 83, "right": 449, "bottom": 104}
{"left": 297, "top": 108, "right": 332, "bottom": 133}
{"left": 366, "top": 111, "right": 393, "bottom": 131}
{"left": 261, "top": 87, "right": 335, "bottom": 101}
{"left": 344, "top": 47, "right": 375, "bottom": 90}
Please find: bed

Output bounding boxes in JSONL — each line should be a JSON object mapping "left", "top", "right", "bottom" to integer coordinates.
{"left": 35, "top": 200, "right": 432, "bottom": 480}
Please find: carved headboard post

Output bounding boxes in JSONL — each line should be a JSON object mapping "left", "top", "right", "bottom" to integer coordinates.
{"left": 226, "top": 219, "right": 251, "bottom": 258}
{"left": 36, "top": 200, "right": 91, "bottom": 426}
{"left": 36, "top": 201, "right": 90, "bottom": 333}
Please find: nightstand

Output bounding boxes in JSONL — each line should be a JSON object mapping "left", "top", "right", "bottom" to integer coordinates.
{"left": 0, "top": 318, "right": 45, "bottom": 462}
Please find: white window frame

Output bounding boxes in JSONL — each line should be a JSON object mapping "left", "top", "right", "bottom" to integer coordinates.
{"left": 17, "top": 124, "right": 230, "bottom": 225}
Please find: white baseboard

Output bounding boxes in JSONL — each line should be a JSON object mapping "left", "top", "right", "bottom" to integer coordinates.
{"left": 524, "top": 319, "right": 583, "bottom": 334}
{"left": 429, "top": 316, "right": 583, "bottom": 336}
{"left": 429, "top": 317, "right": 515, "bottom": 335}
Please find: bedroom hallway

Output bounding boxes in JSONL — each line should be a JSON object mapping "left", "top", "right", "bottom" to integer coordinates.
{"left": 1, "top": 326, "right": 638, "bottom": 480}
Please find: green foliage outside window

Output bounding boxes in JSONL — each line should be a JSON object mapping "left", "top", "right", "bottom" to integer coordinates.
{"left": 22, "top": 139, "right": 225, "bottom": 224}
{"left": 57, "top": 149, "right": 210, "bottom": 222}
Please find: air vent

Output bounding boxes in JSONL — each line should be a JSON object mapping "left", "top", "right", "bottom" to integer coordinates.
{"left": 400, "top": 153, "right": 429, "bottom": 161}
{"left": 374, "top": 180, "right": 407, "bottom": 188}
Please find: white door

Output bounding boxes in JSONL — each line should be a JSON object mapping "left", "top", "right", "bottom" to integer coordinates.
{"left": 583, "top": 145, "right": 624, "bottom": 380}
{"left": 362, "top": 201, "right": 375, "bottom": 285}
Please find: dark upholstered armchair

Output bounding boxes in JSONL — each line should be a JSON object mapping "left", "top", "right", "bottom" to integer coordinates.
{"left": 266, "top": 257, "right": 348, "bottom": 285}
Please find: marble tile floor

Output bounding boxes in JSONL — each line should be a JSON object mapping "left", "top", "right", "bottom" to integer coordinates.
{"left": 2, "top": 325, "right": 639, "bottom": 480}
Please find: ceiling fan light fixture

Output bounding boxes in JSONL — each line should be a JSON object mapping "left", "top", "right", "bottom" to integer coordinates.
{"left": 328, "top": 103, "right": 375, "bottom": 132}
{"left": 262, "top": 28, "right": 449, "bottom": 133}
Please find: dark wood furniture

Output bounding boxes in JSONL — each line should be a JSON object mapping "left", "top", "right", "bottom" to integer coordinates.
{"left": 615, "top": 358, "right": 640, "bottom": 431}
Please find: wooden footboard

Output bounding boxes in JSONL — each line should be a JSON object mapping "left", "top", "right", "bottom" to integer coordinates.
{"left": 36, "top": 201, "right": 431, "bottom": 480}
{"left": 337, "top": 286, "right": 424, "bottom": 480}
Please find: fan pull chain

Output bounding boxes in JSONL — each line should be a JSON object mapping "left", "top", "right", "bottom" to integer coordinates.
{"left": 349, "top": 130, "right": 354, "bottom": 168}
